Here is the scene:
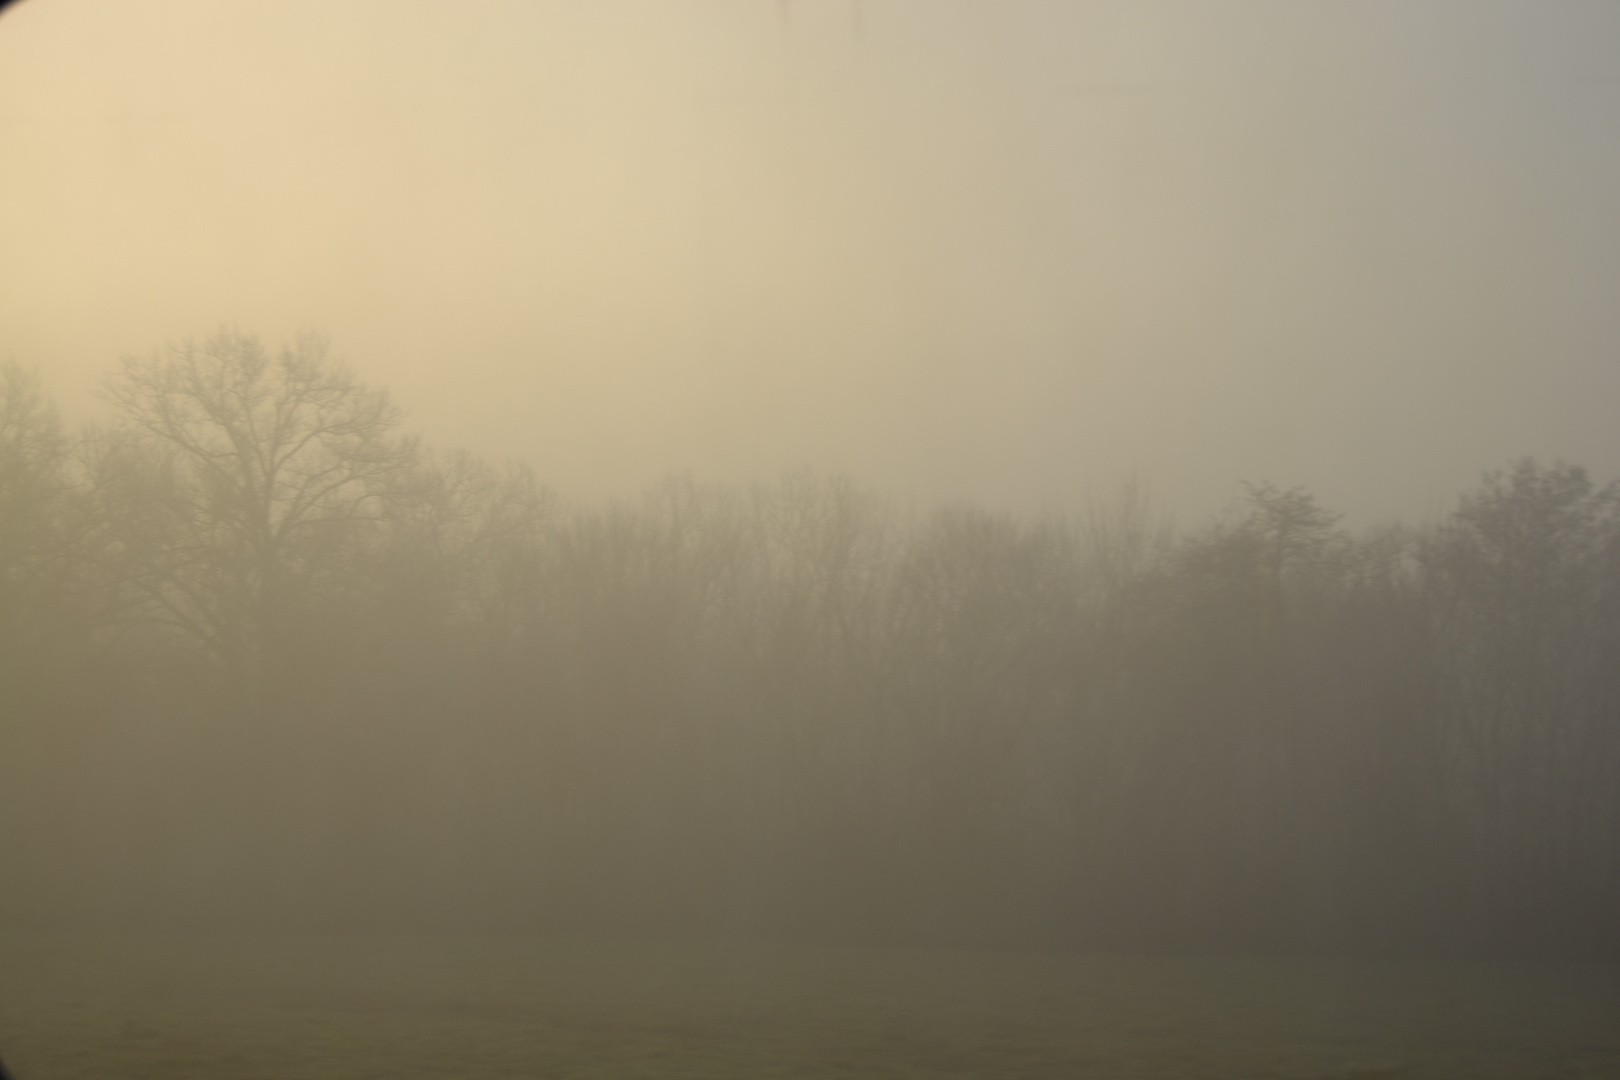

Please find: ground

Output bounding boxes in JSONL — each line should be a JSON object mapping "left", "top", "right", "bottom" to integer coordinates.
{"left": 0, "top": 935, "right": 1616, "bottom": 1079}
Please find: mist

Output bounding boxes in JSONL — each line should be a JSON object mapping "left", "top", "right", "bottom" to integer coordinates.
{"left": 6, "top": 8, "right": 1620, "bottom": 1072}
{"left": 1, "top": 328, "right": 1618, "bottom": 960}
{"left": 4, "top": 0, "right": 1620, "bottom": 522}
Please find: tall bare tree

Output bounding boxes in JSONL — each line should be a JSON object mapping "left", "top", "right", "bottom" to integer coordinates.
{"left": 96, "top": 329, "right": 416, "bottom": 706}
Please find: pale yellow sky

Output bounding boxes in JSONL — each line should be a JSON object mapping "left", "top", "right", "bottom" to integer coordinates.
{"left": 3, "top": 0, "right": 1619, "bottom": 521}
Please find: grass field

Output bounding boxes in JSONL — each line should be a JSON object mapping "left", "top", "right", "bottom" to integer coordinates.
{"left": 0, "top": 935, "right": 1615, "bottom": 1078}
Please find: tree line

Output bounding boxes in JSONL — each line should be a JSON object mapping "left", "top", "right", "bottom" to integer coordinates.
{"left": 2, "top": 329, "right": 1617, "bottom": 959}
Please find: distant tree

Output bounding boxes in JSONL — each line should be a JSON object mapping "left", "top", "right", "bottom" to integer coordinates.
{"left": 1426, "top": 460, "right": 1617, "bottom": 797}
{"left": 0, "top": 363, "right": 108, "bottom": 930}
{"left": 1101, "top": 483, "right": 1350, "bottom": 946}
{"left": 0, "top": 363, "right": 71, "bottom": 683}
{"left": 1422, "top": 458, "right": 1620, "bottom": 941}
{"left": 0, "top": 363, "right": 64, "bottom": 584}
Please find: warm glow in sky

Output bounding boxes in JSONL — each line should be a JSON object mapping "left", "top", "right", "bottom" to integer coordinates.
{"left": 4, "top": 0, "right": 1619, "bottom": 521}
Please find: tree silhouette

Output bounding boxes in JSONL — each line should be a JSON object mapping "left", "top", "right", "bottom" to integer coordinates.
{"left": 95, "top": 329, "right": 416, "bottom": 708}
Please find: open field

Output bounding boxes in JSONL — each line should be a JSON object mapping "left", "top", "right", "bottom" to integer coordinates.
{"left": 0, "top": 935, "right": 1616, "bottom": 1079}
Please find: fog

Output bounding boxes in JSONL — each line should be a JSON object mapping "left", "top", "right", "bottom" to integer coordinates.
{"left": 3, "top": 0, "right": 1620, "bottom": 969}
{"left": 5, "top": 0, "right": 1620, "bottom": 520}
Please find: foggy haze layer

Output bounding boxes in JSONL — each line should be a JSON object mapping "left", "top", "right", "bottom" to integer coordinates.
{"left": 3, "top": 0, "right": 1619, "bottom": 522}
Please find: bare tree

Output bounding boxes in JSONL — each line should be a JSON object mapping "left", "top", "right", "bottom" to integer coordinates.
{"left": 0, "top": 362, "right": 73, "bottom": 684}
{"left": 96, "top": 329, "right": 416, "bottom": 706}
{"left": 0, "top": 363, "right": 66, "bottom": 610}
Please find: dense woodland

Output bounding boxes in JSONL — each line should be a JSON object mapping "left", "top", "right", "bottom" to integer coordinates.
{"left": 1, "top": 330, "right": 1617, "bottom": 960}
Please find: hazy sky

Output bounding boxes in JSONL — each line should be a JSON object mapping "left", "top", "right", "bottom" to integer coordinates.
{"left": 3, "top": 0, "right": 1619, "bottom": 522}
